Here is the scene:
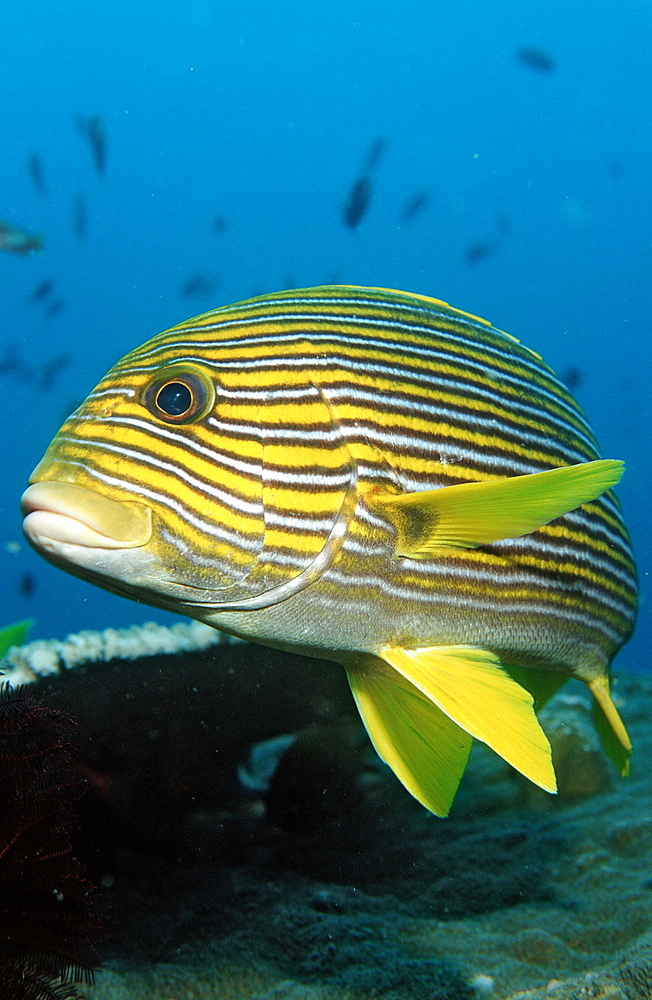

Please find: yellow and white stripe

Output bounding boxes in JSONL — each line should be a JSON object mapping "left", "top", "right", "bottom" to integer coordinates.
{"left": 34, "top": 286, "right": 636, "bottom": 676}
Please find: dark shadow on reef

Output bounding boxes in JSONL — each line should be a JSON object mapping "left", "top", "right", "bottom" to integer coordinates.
{"left": 28, "top": 640, "right": 566, "bottom": 992}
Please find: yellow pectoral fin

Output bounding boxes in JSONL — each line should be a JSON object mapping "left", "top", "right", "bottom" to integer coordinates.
{"left": 346, "top": 658, "right": 473, "bottom": 817}
{"left": 380, "top": 645, "right": 557, "bottom": 794}
{"left": 367, "top": 459, "right": 624, "bottom": 557}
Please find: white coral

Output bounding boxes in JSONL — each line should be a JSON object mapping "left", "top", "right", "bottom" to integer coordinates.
{"left": 0, "top": 619, "right": 237, "bottom": 687}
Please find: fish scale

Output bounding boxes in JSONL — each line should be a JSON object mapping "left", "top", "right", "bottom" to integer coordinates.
{"left": 22, "top": 285, "right": 637, "bottom": 816}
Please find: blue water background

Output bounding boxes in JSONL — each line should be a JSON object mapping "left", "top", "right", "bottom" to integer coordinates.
{"left": 1, "top": 1, "right": 649, "bottom": 671}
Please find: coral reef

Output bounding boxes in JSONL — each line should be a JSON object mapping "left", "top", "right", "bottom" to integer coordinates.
{"left": 1, "top": 620, "right": 228, "bottom": 687}
{"left": 1, "top": 626, "right": 650, "bottom": 1000}
{"left": 0, "top": 684, "right": 102, "bottom": 1000}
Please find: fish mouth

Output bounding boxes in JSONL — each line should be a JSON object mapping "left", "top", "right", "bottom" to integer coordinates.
{"left": 21, "top": 481, "right": 153, "bottom": 551}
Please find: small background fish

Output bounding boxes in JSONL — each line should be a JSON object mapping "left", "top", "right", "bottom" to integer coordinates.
{"left": 0, "top": 220, "right": 42, "bottom": 255}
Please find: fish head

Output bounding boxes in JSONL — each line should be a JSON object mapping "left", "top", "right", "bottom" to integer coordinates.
{"left": 21, "top": 313, "right": 358, "bottom": 625}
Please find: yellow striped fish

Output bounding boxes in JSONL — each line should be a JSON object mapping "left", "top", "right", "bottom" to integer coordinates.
{"left": 21, "top": 286, "right": 637, "bottom": 816}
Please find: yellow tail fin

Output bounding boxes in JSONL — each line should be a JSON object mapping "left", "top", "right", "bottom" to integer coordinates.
{"left": 588, "top": 675, "right": 632, "bottom": 777}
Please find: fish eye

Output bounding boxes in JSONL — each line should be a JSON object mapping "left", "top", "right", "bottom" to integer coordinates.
{"left": 157, "top": 381, "right": 192, "bottom": 416}
{"left": 143, "top": 365, "right": 215, "bottom": 424}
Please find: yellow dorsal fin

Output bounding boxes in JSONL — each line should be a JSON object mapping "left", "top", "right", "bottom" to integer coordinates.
{"left": 380, "top": 645, "right": 557, "bottom": 794}
{"left": 346, "top": 657, "right": 473, "bottom": 817}
{"left": 588, "top": 675, "right": 632, "bottom": 777}
{"left": 367, "top": 459, "right": 624, "bottom": 557}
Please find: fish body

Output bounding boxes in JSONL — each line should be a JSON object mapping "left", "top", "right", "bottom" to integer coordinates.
{"left": 402, "top": 191, "right": 429, "bottom": 223}
{"left": 180, "top": 273, "right": 219, "bottom": 298}
{"left": 27, "top": 151, "right": 48, "bottom": 197}
{"left": 363, "top": 136, "right": 388, "bottom": 173}
{"left": 343, "top": 177, "right": 372, "bottom": 228}
{"left": 22, "top": 286, "right": 637, "bottom": 815}
{"left": 465, "top": 241, "right": 496, "bottom": 265}
{"left": 76, "top": 115, "right": 106, "bottom": 175}
{"left": 517, "top": 46, "right": 556, "bottom": 72}
{"left": 0, "top": 220, "right": 42, "bottom": 255}
{"left": 29, "top": 279, "right": 55, "bottom": 303}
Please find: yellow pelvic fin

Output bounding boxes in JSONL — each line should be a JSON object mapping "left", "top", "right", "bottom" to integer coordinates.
{"left": 367, "top": 459, "right": 624, "bottom": 557}
{"left": 346, "top": 658, "right": 473, "bottom": 817}
{"left": 502, "top": 663, "right": 569, "bottom": 713}
{"left": 380, "top": 645, "right": 557, "bottom": 794}
{"left": 588, "top": 675, "right": 632, "bottom": 777}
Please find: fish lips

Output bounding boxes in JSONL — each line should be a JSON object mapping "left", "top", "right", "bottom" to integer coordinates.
{"left": 20, "top": 480, "right": 206, "bottom": 605}
{"left": 21, "top": 481, "right": 153, "bottom": 554}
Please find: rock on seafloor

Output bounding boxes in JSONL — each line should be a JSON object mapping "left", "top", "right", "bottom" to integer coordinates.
{"left": 1, "top": 623, "right": 651, "bottom": 1000}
